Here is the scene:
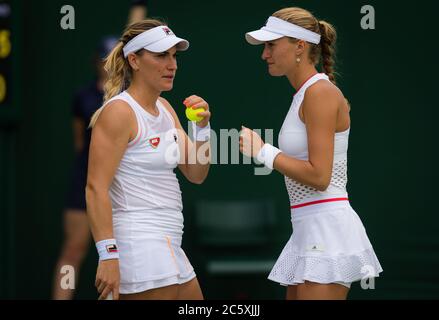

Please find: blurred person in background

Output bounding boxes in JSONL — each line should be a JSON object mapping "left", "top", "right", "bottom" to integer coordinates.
{"left": 52, "top": 0, "right": 147, "bottom": 300}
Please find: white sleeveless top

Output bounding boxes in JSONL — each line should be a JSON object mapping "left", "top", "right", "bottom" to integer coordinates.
{"left": 278, "top": 73, "right": 350, "bottom": 206}
{"left": 103, "top": 91, "right": 184, "bottom": 237}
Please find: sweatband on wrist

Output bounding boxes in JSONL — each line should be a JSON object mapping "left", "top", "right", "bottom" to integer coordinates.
{"left": 96, "top": 239, "right": 119, "bottom": 261}
{"left": 256, "top": 143, "right": 282, "bottom": 170}
{"left": 191, "top": 122, "right": 211, "bottom": 141}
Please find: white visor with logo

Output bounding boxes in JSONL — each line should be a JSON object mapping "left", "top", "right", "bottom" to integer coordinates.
{"left": 123, "top": 26, "right": 189, "bottom": 57}
{"left": 245, "top": 16, "right": 321, "bottom": 45}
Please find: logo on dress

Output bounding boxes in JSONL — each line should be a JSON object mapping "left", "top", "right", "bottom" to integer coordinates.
{"left": 149, "top": 137, "right": 161, "bottom": 148}
{"left": 306, "top": 244, "right": 325, "bottom": 252}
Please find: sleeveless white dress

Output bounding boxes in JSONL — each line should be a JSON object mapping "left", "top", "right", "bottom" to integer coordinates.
{"left": 102, "top": 91, "right": 195, "bottom": 294}
{"left": 268, "top": 74, "right": 383, "bottom": 287}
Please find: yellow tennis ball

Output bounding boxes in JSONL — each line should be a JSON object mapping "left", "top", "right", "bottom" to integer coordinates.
{"left": 185, "top": 107, "right": 205, "bottom": 122}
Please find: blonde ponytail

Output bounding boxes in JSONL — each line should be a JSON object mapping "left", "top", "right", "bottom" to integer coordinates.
{"left": 272, "top": 7, "right": 338, "bottom": 84}
{"left": 318, "top": 20, "right": 337, "bottom": 84}
{"left": 88, "top": 19, "right": 166, "bottom": 128}
{"left": 89, "top": 41, "right": 128, "bottom": 128}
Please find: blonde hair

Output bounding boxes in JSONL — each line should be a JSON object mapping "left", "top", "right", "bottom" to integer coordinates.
{"left": 272, "top": 7, "right": 337, "bottom": 84}
{"left": 89, "top": 19, "right": 166, "bottom": 128}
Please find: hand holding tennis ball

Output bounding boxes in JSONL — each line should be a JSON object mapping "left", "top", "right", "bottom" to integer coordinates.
{"left": 183, "top": 95, "right": 211, "bottom": 127}
{"left": 185, "top": 106, "right": 205, "bottom": 122}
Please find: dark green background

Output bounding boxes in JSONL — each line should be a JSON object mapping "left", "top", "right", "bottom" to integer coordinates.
{"left": 0, "top": 0, "right": 438, "bottom": 299}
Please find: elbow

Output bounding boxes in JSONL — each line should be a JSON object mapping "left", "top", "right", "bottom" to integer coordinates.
{"left": 188, "top": 172, "right": 208, "bottom": 185}
{"left": 315, "top": 183, "right": 329, "bottom": 192}
{"left": 85, "top": 184, "right": 95, "bottom": 209}
{"left": 185, "top": 166, "right": 209, "bottom": 184}
{"left": 85, "top": 183, "right": 97, "bottom": 199}
{"left": 190, "top": 177, "right": 206, "bottom": 185}
{"left": 85, "top": 182, "right": 108, "bottom": 206}
{"left": 314, "top": 177, "right": 331, "bottom": 191}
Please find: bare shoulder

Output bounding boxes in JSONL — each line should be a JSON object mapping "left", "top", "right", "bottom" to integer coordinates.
{"left": 301, "top": 80, "right": 345, "bottom": 125}
{"left": 95, "top": 99, "right": 136, "bottom": 136}
{"left": 305, "top": 80, "right": 344, "bottom": 103}
{"left": 303, "top": 80, "right": 347, "bottom": 117}
{"left": 158, "top": 96, "right": 178, "bottom": 117}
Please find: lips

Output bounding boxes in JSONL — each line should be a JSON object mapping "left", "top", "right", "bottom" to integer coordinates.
{"left": 163, "top": 75, "right": 175, "bottom": 80}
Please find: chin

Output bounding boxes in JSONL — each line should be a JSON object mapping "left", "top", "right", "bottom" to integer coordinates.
{"left": 160, "top": 83, "right": 174, "bottom": 91}
{"left": 268, "top": 69, "right": 283, "bottom": 77}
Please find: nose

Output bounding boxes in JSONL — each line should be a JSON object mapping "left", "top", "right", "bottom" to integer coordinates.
{"left": 261, "top": 45, "right": 270, "bottom": 61}
{"left": 168, "top": 56, "right": 177, "bottom": 71}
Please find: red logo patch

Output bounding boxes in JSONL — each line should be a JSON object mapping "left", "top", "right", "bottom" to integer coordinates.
{"left": 149, "top": 137, "right": 160, "bottom": 148}
{"left": 106, "top": 244, "right": 118, "bottom": 253}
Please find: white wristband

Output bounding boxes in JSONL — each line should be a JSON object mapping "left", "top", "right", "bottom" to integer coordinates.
{"left": 256, "top": 143, "right": 282, "bottom": 170}
{"left": 191, "top": 122, "right": 211, "bottom": 141}
{"left": 96, "top": 239, "right": 119, "bottom": 261}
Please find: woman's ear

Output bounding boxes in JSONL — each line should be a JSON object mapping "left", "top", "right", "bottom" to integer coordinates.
{"left": 127, "top": 53, "right": 139, "bottom": 71}
{"left": 295, "top": 39, "right": 306, "bottom": 56}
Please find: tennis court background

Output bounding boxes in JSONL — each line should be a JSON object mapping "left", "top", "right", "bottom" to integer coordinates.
{"left": 0, "top": 0, "right": 438, "bottom": 299}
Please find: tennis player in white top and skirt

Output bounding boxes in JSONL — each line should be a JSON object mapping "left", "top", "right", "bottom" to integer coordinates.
{"left": 86, "top": 19, "right": 212, "bottom": 300}
{"left": 240, "top": 7, "right": 382, "bottom": 300}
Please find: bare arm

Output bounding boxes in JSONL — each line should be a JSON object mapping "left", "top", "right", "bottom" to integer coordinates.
{"left": 159, "top": 97, "right": 211, "bottom": 184}
{"left": 86, "top": 100, "right": 135, "bottom": 242}
{"left": 86, "top": 100, "right": 135, "bottom": 300}
{"left": 273, "top": 82, "right": 340, "bottom": 190}
{"left": 240, "top": 81, "right": 341, "bottom": 191}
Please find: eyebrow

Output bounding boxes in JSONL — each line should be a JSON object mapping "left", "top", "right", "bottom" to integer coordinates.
{"left": 157, "top": 51, "right": 178, "bottom": 55}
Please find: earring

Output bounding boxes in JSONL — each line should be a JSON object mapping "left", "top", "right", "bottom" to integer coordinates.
{"left": 296, "top": 57, "right": 301, "bottom": 63}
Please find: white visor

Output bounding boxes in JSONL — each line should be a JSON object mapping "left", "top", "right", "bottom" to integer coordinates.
{"left": 123, "top": 26, "right": 189, "bottom": 57}
{"left": 246, "top": 16, "right": 321, "bottom": 45}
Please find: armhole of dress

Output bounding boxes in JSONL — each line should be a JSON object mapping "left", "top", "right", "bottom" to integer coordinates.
{"left": 294, "top": 97, "right": 306, "bottom": 128}
{"left": 100, "top": 95, "right": 144, "bottom": 148}
{"left": 157, "top": 99, "right": 177, "bottom": 128}
{"left": 123, "top": 100, "right": 143, "bottom": 148}
{"left": 295, "top": 76, "right": 331, "bottom": 127}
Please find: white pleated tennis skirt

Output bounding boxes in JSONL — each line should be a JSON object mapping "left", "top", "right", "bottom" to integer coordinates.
{"left": 113, "top": 217, "right": 195, "bottom": 294}
{"left": 268, "top": 200, "right": 383, "bottom": 286}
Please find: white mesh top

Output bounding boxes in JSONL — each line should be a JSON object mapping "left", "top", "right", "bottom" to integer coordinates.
{"left": 278, "top": 73, "right": 350, "bottom": 206}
